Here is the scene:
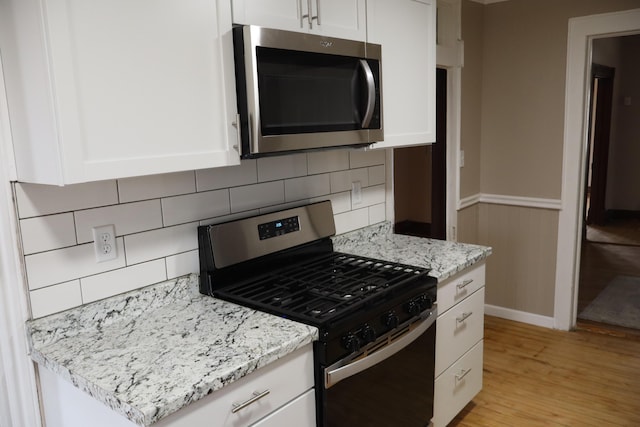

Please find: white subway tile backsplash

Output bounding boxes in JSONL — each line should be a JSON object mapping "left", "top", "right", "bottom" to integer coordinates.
{"left": 20, "top": 213, "right": 77, "bottom": 255}
{"left": 230, "top": 181, "right": 284, "bottom": 213}
{"left": 200, "top": 210, "right": 260, "bottom": 226}
{"left": 30, "top": 280, "right": 82, "bottom": 318}
{"left": 285, "top": 174, "right": 330, "bottom": 202}
{"left": 80, "top": 259, "right": 167, "bottom": 303}
{"left": 349, "top": 149, "right": 386, "bottom": 169}
{"left": 307, "top": 151, "right": 349, "bottom": 175}
{"left": 25, "top": 238, "right": 126, "bottom": 290}
{"left": 334, "top": 207, "right": 369, "bottom": 235}
{"left": 257, "top": 154, "right": 307, "bottom": 182}
{"left": 196, "top": 160, "right": 257, "bottom": 191}
{"left": 74, "top": 200, "right": 163, "bottom": 244}
{"left": 358, "top": 184, "right": 386, "bottom": 208}
{"left": 330, "top": 168, "right": 369, "bottom": 193}
{"left": 259, "top": 200, "right": 310, "bottom": 214}
{"left": 124, "top": 222, "right": 198, "bottom": 265}
{"left": 311, "top": 192, "right": 351, "bottom": 214}
{"left": 117, "top": 171, "right": 196, "bottom": 203}
{"left": 15, "top": 181, "right": 118, "bottom": 218}
{"left": 369, "top": 203, "right": 386, "bottom": 225}
{"left": 369, "top": 165, "right": 385, "bottom": 186}
{"left": 166, "top": 250, "right": 199, "bottom": 279}
{"left": 161, "top": 189, "right": 230, "bottom": 227}
{"left": 15, "top": 151, "right": 386, "bottom": 316}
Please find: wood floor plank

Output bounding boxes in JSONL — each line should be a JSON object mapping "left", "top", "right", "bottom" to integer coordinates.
{"left": 449, "top": 316, "right": 640, "bottom": 427}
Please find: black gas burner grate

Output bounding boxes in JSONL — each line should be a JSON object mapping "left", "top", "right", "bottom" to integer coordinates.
{"left": 214, "top": 252, "right": 431, "bottom": 325}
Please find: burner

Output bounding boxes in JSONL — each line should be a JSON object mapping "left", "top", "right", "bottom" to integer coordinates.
{"left": 214, "top": 252, "right": 433, "bottom": 325}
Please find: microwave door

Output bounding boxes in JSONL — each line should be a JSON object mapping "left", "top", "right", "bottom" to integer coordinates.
{"left": 234, "top": 26, "right": 383, "bottom": 157}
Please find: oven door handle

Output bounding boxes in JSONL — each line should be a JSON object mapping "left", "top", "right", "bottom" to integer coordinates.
{"left": 324, "top": 310, "right": 436, "bottom": 388}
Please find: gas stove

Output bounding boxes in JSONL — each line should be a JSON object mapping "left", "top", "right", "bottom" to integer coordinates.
{"left": 198, "top": 201, "right": 437, "bottom": 426}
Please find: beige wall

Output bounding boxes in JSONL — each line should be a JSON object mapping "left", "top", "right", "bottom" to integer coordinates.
{"left": 459, "top": 0, "right": 640, "bottom": 318}
{"left": 457, "top": 204, "right": 479, "bottom": 244}
{"left": 460, "top": 0, "right": 484, "bottom": 199}
{"left": 478, "top": 203, "right": 559, "bottom": 316}
{"left": 479, "top": 0, "right": 640, "bottom": 199}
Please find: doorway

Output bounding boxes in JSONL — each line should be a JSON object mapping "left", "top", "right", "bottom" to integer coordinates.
{"left": 556, "top": 10, "right": 640, "bottom": 331}
{"left": 575, "top": 35, "right": 640, "bottom": 335}
{"left": 393, "top": 68, "right": 447, "bottom": 240}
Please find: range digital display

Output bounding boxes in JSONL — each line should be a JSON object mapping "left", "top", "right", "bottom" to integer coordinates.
{"left": 258, "top": 215, "right": 300, "bottom": 240}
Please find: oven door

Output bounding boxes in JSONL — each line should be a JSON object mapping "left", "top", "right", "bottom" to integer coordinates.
{"left": 321, "top": 310, "right": 436, "bottom": 427}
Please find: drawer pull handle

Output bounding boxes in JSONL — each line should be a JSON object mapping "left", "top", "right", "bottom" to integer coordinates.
{"left": 457, "top": 279, "right": 473, "bottom": 290}
{"left": 231, "top": 390, "right": 270, "bottom": 414}
{"left": 455, "top": 368, "right": 472, "bottom": 382}
{"left": 456, "top": 311, "right": 473, "bottom": 323}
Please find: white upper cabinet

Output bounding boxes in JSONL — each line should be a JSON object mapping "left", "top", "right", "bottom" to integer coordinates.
{"left": 231, "top": 0, "right": 367, "bottom": 41}
{"left": 367, "top": 0, "right": 436, "bottom": 148}
{"left": 2, "top": 0, "right": 240, "bottom": 185}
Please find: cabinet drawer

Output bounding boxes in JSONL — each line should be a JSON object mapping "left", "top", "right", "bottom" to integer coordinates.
{"left": 437, "top": 262, "right": 485, "bottom": 315}
{"left": 433, "top": 340, "right": 483, "bottom": 427}
{"left": 250, "top": 389, "right": 315, "bottom": 427}
{"left": 157, "top": 345, "right": 314, "bottom": 427}
{"left": 435, "top": 288, "right": 484, "bottom": 377}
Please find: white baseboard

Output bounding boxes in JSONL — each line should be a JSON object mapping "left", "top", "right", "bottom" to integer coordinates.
{"left": 485, "top": 304, "right": 555, "bottom": 329}
{"left": 458, "top": 193, "right": 562, "bottom": 211}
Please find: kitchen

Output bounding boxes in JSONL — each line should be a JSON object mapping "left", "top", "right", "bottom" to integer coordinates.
{"left": 2, "top": 0, "right": 640, "bottom": 426}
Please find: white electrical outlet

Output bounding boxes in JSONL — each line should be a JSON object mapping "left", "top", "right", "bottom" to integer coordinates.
{"left": 92, "top": 224, "right": 117, "bottom": 263}
{"left": 352, "top": 181, "right": 362, "bottom": 205}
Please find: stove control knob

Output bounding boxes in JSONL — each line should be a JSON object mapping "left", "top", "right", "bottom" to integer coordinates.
{"left": 418, "top": 294, "right": 434, "bottom": 310}
{"left": 406, "top": 300, "right": 421, "bottom": 317}
{"left": 342, "top": 333, "right": 361, "bottom": 353}
{"left": 382, "top": 311, "right": 400, "bottom": 329}
{"left": 360, "top": 324, "right": 377, "bottom": 344}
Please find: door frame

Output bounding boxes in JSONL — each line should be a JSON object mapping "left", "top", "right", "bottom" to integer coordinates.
{"left": 555, "top": 8, "right": 640, "bottom": 330}
{"left": 585, "top": 64, "right": 615, "bottom": 226}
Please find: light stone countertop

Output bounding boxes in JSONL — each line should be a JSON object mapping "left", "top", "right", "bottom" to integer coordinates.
{"left": 26, "top": 222, "right": 490, "bottom": 426}
{"left": 26, "top": 274, "right": 319, "bottom": 426}
{"left": 333, "top": 222, "right": 492, "bottom": 281}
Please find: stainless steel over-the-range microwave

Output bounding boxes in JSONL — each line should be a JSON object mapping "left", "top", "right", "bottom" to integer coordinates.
{"left": 232, "top": 25, "right": 383, "bottom": 158}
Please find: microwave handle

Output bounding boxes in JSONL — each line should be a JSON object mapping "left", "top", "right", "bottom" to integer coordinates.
{"left": 358, "top": 59, "right": 376, "bottom": 128}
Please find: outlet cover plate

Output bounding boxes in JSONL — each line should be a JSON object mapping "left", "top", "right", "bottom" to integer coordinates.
{"left": 92, "top": 224, "right": 117, "bottom": 263}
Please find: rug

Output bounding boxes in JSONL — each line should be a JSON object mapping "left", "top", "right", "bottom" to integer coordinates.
{"left": 578, "top": 275, "right": 640, "bottom": 329}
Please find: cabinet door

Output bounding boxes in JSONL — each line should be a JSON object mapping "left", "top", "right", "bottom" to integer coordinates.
{"left": 231, "top": 0, "right": 366, "bottom": 41}
{"left": 367, "top": 0, "right": 436, "bottom": 148}
{"left": 231, "top": 0, "right": 306, "bottom": 33}
{"left": 250, "top": 389, "right": 315, "bottom": 427}
{"left": 310, "top": 0, "right": 367, "bottom": 41}
{"left": 9, "top": 0, "right": 240, "bottom": 184}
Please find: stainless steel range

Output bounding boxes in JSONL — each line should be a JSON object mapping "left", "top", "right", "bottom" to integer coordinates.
{"left": 198, "top": 201, "right": 437, "bottom": 426}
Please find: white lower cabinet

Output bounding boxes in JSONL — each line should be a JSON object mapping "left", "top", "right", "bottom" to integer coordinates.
{"left": 433, "top": 341, "right": 483, "bottom": 427}
{"left": 38, "top": 344, "right": 315, "bottom": 427}
{"left": 250, "top": 389, "right": 315, "bottom": 427}
{"left": 433, "top": 262, "right": 486, "bottom": 427}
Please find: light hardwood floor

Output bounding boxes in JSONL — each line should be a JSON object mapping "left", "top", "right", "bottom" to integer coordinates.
{"left": 449, "top": 316, "right": 640, "bottom": 427}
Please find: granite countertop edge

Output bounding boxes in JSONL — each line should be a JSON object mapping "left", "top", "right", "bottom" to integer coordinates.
{"left": 332, "top": 221, "right": 493, "bottom": 281}
{"left": 26, "top": 274, "right": 319, "bottom": 426}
